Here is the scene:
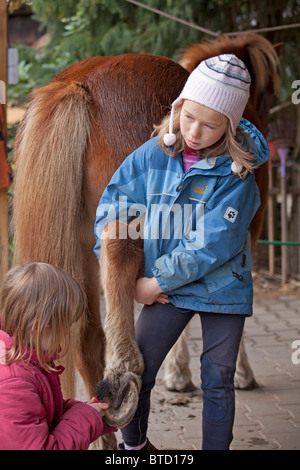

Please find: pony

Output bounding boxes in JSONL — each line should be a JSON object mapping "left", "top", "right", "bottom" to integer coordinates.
{"left": 12, "top": 33, "right": 280, "bottom": 448}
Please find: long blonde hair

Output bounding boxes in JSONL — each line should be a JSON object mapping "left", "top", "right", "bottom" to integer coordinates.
{"left": 0, "top": 262, "right": 86, "bottom": 372}
{"left": 152, "top": 104, "right": 256, "bottom": 179}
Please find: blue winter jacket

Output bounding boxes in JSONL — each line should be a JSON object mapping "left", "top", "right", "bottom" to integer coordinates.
{"left": 94, "top": 119, "right": 269, "bottom": 316}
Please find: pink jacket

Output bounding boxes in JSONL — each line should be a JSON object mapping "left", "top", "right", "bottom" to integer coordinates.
{"left": 0, "top": 328, "right": 116, "bottom": 450}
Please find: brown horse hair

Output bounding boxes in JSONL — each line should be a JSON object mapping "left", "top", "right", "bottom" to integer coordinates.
{"left": 13, "top": 81, "right": 90, "bottom": 281}
{"left": 100, "top": 221, "right": 145, "bottom": 377}
{"left": 13, "top": 81, "right": 93, "bottom": 397}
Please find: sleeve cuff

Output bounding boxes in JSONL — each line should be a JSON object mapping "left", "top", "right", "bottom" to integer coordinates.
{"left": 152, "top": 251, "right": 199, "bottom": 292}
{"left": 151, "top": 266, "right": 169, "bottom": 292}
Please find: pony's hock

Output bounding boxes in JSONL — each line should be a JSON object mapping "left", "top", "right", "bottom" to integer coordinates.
{"left": 95, "top": 371, "right": 141, "bottom": 427}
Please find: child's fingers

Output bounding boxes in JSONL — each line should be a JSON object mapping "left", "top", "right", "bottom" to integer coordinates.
{"left": 98, "top": 402, "right": 109, "bottom": 410}
{"left": 156, "top": 294, "right": 169, "bottom": 304}
{"left": 88, "top": 397, "right": 109, "bottom": 409}
{"left": 87, "top": 402, "right": 108, "bottom": 416}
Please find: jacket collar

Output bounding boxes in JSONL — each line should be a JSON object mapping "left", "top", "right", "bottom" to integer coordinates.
{"left": 177, "top": 153, "right": 232, "bottom": 177}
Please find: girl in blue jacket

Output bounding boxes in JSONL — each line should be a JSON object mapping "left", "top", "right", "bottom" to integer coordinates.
{"left": 94, "top": 54, "right": 269, "bottom": 450}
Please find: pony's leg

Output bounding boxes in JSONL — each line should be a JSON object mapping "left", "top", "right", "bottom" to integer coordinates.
{"left": 62, "top": 218, "right": 107, "bottom": 399}
{"left": 96, "top": 220, "right": 145, "bottom": 427}
{"left": 163, "top": 326, "right": 259, "bottom": 392}
{"left": 73, "top": 252, "right": 118, "bottom": 450}
{"left": 163, "top": 324, "right": 196, "bottom": 393}
{"left": 60, "top": 257, "right": 105, "bottom": 401}
{"left": 234, "top": 334, "right": 259, "bottom": 390}
{"left": 75, "top": 286, "right": 106, "bottom": 398}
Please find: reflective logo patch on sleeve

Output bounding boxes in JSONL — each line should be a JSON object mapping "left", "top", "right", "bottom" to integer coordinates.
{"left": 224, "top": 206, "right": 239, "bottom": 223}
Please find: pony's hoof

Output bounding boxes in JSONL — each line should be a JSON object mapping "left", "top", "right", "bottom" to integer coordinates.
{"left": 234, "top": 377, "right": 259, "bottom": 390}
{"left": 95, "top": 371, "right": 141, "bottom": 427}
{"left": 164, "top": 380, "right": 197, "bottom": 393}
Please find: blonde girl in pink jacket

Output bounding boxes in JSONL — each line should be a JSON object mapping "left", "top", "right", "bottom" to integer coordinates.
{"left": 0, "top": 262, "right": 116, "bottom": 450}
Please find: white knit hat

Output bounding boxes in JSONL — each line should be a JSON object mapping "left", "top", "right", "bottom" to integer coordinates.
{"left": 164, "top": 54, "right": 251, "bottom": 148}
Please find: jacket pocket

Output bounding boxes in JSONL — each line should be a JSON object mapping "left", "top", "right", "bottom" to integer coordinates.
{"left": 203, "top": 263, "right": 234, "bottom": 293}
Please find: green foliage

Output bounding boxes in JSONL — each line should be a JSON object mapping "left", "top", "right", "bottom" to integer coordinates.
{"left": 7, "top": 0, "right": 300, "bottom": 106}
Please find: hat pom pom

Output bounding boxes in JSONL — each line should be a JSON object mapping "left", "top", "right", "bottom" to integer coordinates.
{"left": 164, "top": 133, "right": 176, "bottom": 146}
{"left": 231, "top": 160, "right": 243, "bottom": 174}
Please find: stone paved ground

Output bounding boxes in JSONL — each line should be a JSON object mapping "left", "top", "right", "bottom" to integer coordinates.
{"left": 77, "top": 294, "right": 300, "bottom": 451}
{"left": 144, "top": 295, "right": 300, "bottom": 450}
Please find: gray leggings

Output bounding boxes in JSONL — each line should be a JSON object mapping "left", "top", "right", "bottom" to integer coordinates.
{"left": 121, "top": 302, "right": 245, "bottom": 450}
